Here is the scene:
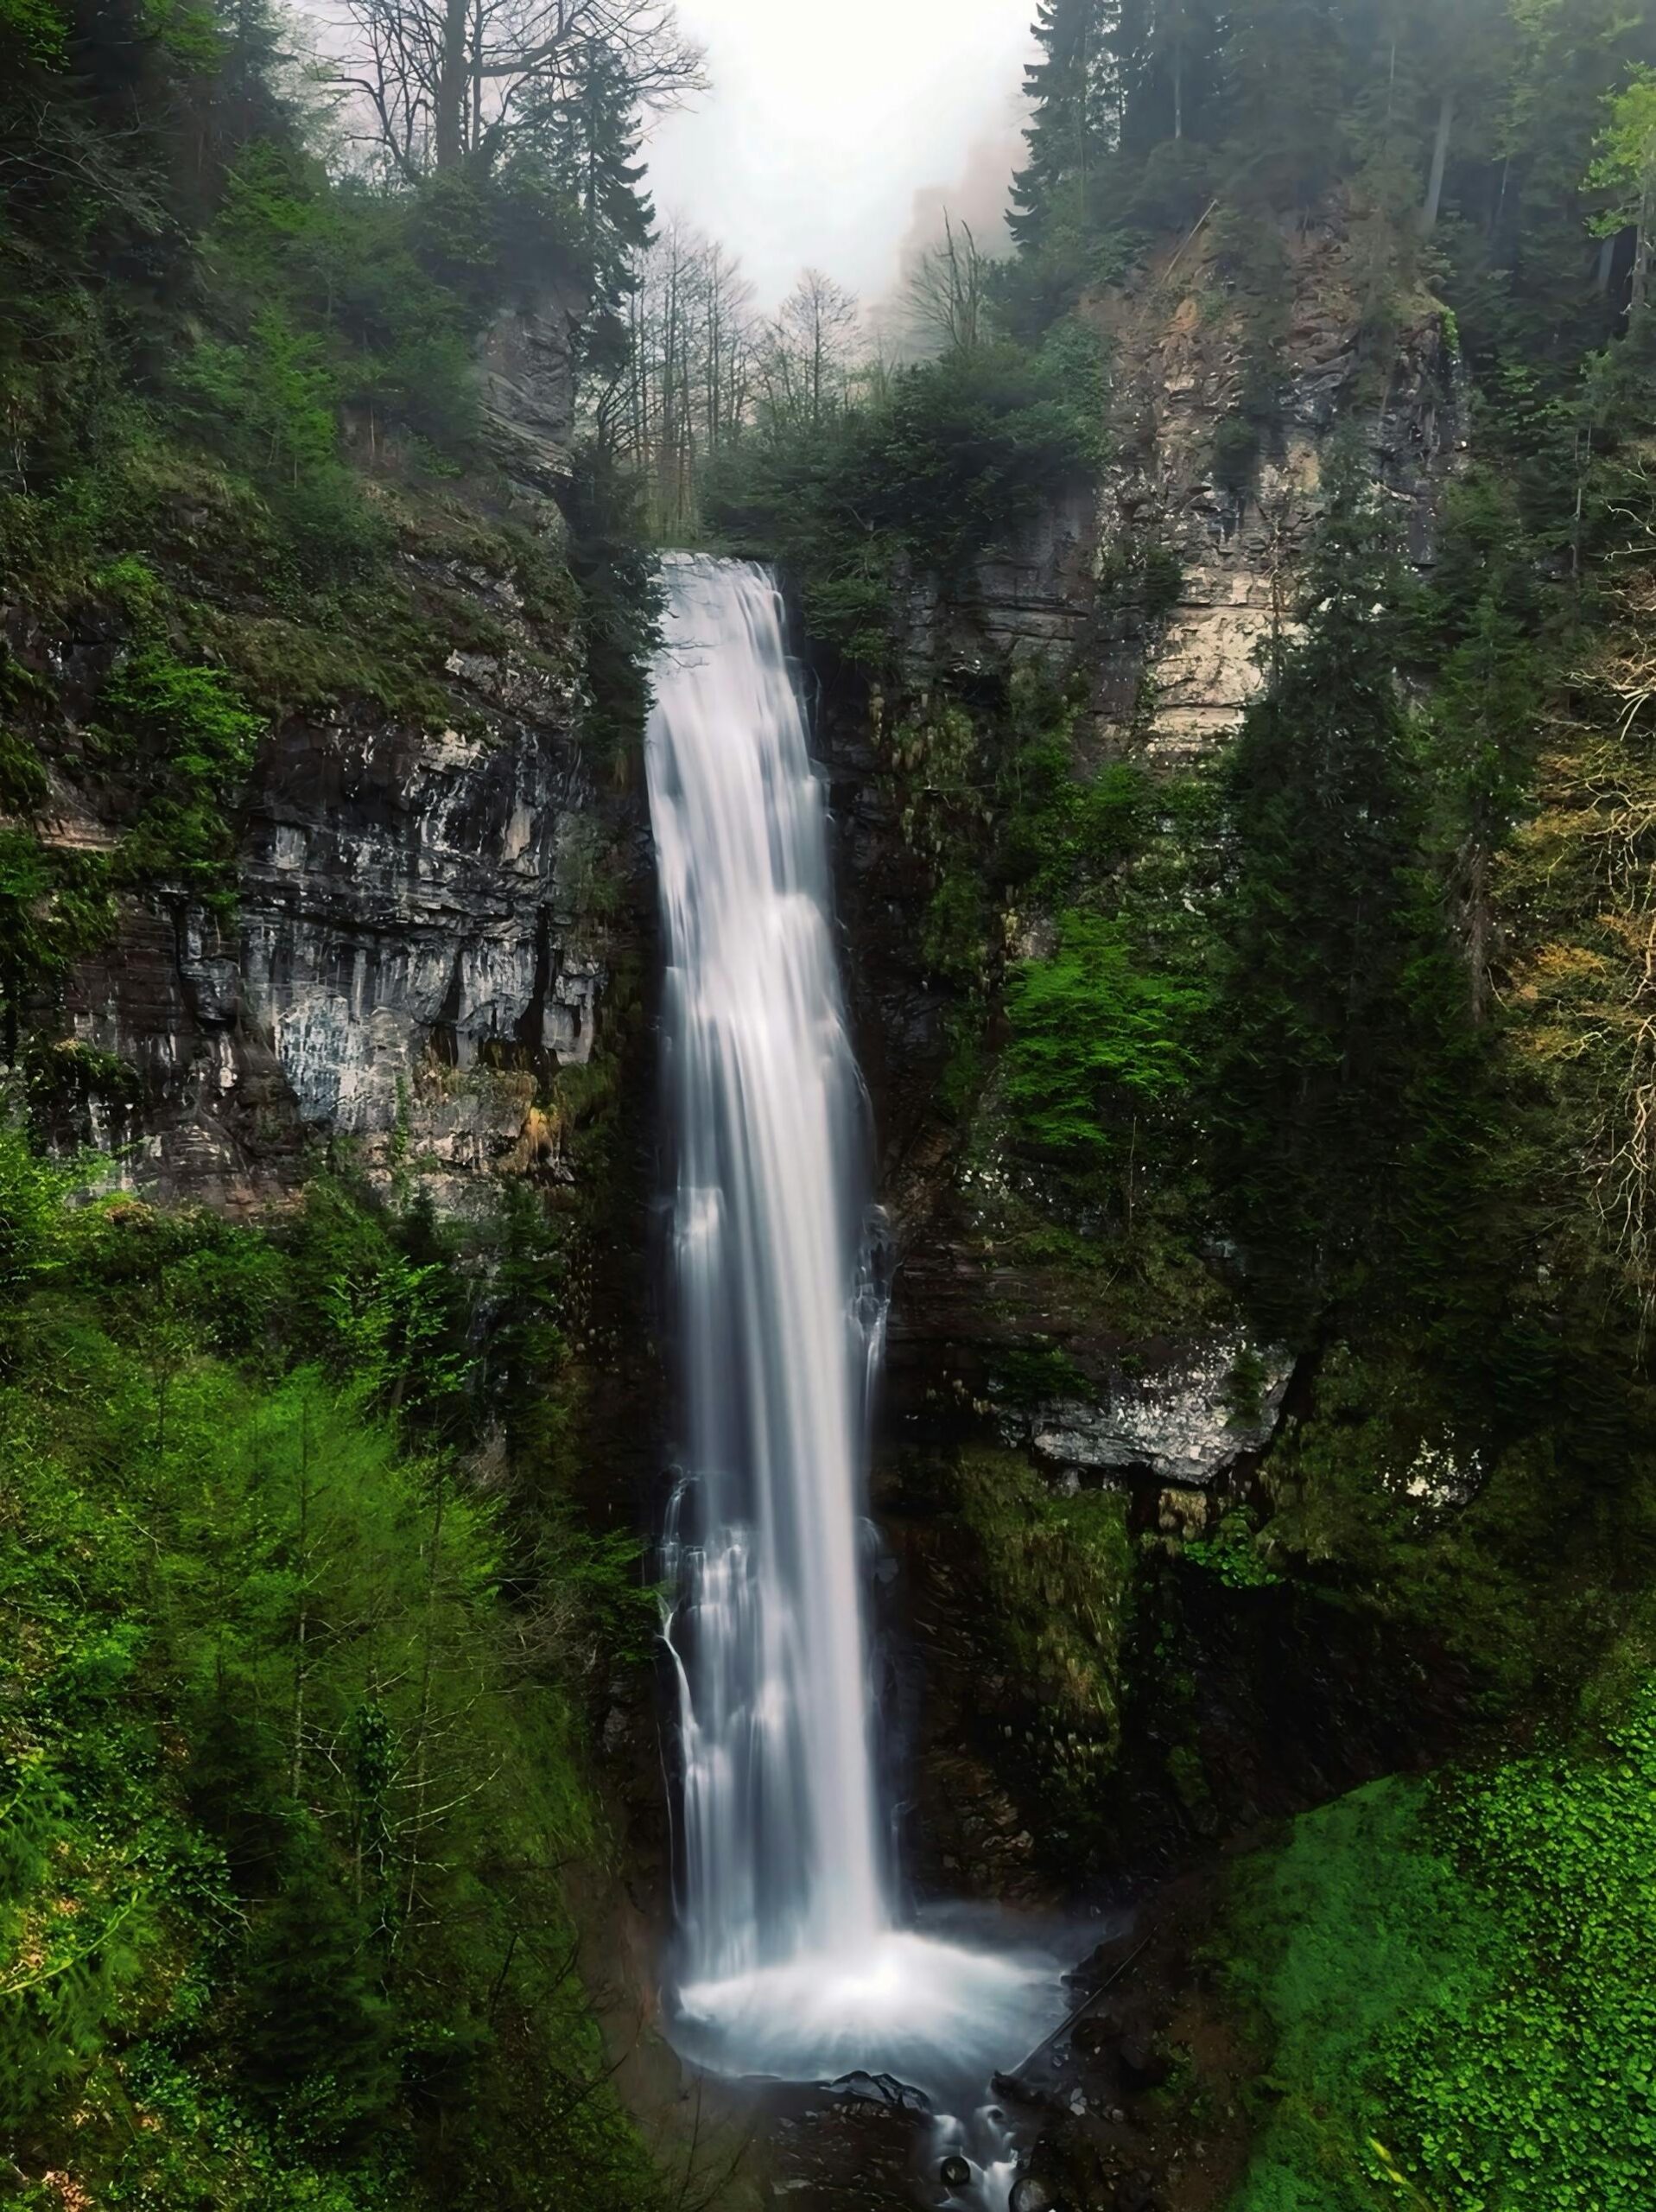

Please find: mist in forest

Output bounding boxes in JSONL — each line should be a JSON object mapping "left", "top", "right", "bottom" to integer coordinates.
{"left": 643, "top": 0, "right": 1033, "bottom": 306}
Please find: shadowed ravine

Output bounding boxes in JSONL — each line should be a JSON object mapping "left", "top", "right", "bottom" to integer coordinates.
{"left": 646, "top": 556, "right": 1066, "bottom": 2202}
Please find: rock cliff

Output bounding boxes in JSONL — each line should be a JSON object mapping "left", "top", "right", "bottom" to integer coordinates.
{"left": 834, "top": 199, "right": 1460, "bottom": 1500}
{"left": 15, "top": 278, "right": 645, "bottom": 1221}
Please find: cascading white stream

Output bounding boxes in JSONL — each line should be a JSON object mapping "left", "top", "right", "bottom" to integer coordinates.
{"left": 647, "top": 556, "right": 1063, "bottom": 2144}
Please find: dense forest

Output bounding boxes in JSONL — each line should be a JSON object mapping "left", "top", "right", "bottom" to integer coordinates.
{"left": 5, "top": 0, "right": 1656, "bottom": 2208}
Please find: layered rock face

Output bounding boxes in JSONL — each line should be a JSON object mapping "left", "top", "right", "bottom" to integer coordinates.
{"left": 894, "top": 476, "right": 1101, "bottom": 675}
{"left": 60, "top": 638, "right": 616, "bottom": 1216}
{"left": 1094, "top": 207, "right": 1461, "bottom": 766}
{"left": 47, "top": 279, "right": 640, "bottom": 1218}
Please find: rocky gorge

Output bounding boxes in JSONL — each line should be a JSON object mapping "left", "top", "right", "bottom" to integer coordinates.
{"left": 8, "top": 3, "right": 1656, "bottom": 2206}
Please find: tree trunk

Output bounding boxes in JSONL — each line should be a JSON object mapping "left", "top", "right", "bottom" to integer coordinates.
{"left": 289, "top": 1405, "right": 312, "bottom": 1802}
{"left": 1465, "top": 840, "right": 1490, "bottom": 1026}
{"left": 433, "top": 0, "right": 469, "bottom": 168}
{"left": 1421, "top": 86, "right": 1455, "bottom": 234}
{"left": 1633, "top": 176, "right": 1654, "bottom": 316}
{"left": 470, "top": 1, "right": 484, "bottom": 151}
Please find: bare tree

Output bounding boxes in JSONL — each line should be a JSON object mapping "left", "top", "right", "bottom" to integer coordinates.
{"left": 756, "top": 268, "right": 861, "bottom": 439}
{"left": 907, "top": 213, "right": 988, "bottom": 356}
{"left": 327, "top": 0, "right": 703, "bottom": 178}
{"left": 606, "top": 222, "right": 760, "bottom": 536}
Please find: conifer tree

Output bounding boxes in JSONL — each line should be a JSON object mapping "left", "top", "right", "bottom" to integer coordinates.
{"left": 1211, "top": 441, "right": 1434, "bottom": 1331}
{"left": 1215, "top": 0, "right": 1346, "bottom": 205}
{"left": 1009, "top": 0, "right": 1118, "bottom": 253}
{"left": 241, "top": 1818, "right": 397, "bottom": 2143}
{"left": 521, "top": 35, "right": 657, "bottom": 358}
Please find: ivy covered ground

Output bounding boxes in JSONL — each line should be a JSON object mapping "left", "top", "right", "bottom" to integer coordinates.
{"left": 1228, "top": 1647, "right": 1656, "bottom": 2210}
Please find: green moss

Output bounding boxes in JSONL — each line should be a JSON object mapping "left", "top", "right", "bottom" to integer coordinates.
{"left": 1226, "top": 1776, "right": 1486, "bottom": 2212}
{"left": 954, "top": 1448, "right": 1134, "bottom": 1843}
{"left": 1253, "top": 1345, "right": 1643, "bottom": 1722}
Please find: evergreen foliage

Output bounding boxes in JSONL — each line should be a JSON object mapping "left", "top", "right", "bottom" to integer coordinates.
{"left": 707, "top": 327, "right": 1104, "bottom": 666}
{"left": 0, "top": 1133, "right": 661, "bottom": 2206}
{"left": 1005, "top": 911, "right": 1209, "bottom": 1172}
{"left": 1207, "top": 442, "right": 1437, "bottom": 1332}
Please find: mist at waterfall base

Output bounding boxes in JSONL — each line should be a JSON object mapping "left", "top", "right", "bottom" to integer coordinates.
{"left": 645, "top": 556, "right": 1066, "bottom": 2115}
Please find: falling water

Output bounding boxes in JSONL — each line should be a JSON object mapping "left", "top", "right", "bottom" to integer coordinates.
{"left": 647, "top": 556, "right": 1063, "bottom": 2133}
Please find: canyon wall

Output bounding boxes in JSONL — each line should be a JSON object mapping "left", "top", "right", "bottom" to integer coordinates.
{"left": 838, "top": 202, "right": 1461, "bottom": 1494}
{"left": 827, "top": 203, "right": 1465, "bottom": 1881}
{"left": 9, "top": 278, "right": 648, "bottom": 1224}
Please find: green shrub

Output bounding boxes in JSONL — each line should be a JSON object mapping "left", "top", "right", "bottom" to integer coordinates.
{"left": 1005, "top": 911, "right": 1210, "bottom": 1170}
{"left": 99, "top": 645, "right": 262, "bottom": 905}
{"left": 0, "top": 1138, "right": 663, "bottom": 2209}
{"left": 707, "top": 325, "right": 1105, "bottom": 667}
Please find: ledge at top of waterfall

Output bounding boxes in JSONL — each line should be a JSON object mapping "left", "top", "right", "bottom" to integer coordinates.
{"left": 645, "top": 554, "right": 1066, "bottom": 2103}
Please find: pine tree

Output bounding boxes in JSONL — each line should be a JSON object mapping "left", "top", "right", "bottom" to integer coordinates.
{"left": 1009, "top": 0, "right": 1119, "bottom": 253}
{"left": 207, "top": 0, "right": 292, "bottom": 168}
{"left": 240, "top": 1818, "right": 397, "bottom": 2144}
{"left": 1215, "top": 0, "right": 1347, "bottom": 206}
{"left": 517, "top": 39, "right": 657, "bottom": 372}
{"left": 1210, "top": 440, "right": 1435, "bottom": 1332}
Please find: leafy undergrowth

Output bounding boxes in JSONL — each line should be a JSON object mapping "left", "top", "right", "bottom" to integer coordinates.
{"left": 0, "top": 1135, "right": 662, "bottom": 2210}
{"left": 1225, "top": 1648, "right": 1656, "bottom": 2211}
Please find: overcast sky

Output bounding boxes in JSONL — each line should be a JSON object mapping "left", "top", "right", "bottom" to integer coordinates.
{"left": 642, "top": 0, "right": 1036, "bottom": 311}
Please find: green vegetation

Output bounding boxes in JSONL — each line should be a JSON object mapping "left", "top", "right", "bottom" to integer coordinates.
{"left": 0, "top": 1132, "right": 661, "bottom": 2209}
{"left": 1209, "top": 441, "right": 1443, "bottom": 1334}
{"left": 12, "top": 0, "right": 1656, "bottom": 2202}
{"left": 1005, "top": 911, "right": 1209, "bottom": 1173}
{"left": 0, "top": 0, "right": 663, "bottom": 1074}
{"left": 98, "top": 644, "right": 263, "bottom": 906}
{"left": 656, "top": 0, "right": 1656, "bottom": 2193}
{"left": 1228, "top": 1650, "right": 1656, "bottom": 2211}
{"left": 949, "top": 1449, "right": 1134, "bottom": 1847}
{"left": 706, "top": 326, "right": 1105, "bottom": 666}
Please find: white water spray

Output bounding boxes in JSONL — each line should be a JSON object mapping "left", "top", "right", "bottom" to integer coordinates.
{"left": 647, "top": 556, "right": 1062, "bottom": 2121}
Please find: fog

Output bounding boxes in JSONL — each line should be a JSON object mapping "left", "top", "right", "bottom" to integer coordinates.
{"left": 644, "top": 0, "right": 1034, "bottom": 310}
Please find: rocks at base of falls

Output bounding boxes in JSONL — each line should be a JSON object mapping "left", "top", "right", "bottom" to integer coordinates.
{"left": 1008, "top": 2178, "right": 1055, "bottom": 2212}
{"left": 1006, "top": 1338, "right": 1293, "bottom": 1491}
{"left": 828, "top": 2070, "right": 932, "bottom": 2115}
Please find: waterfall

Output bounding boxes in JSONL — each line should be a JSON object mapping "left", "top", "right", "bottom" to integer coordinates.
{"left": 648, "top": 556, "right": 1061, "bottom": 2108}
